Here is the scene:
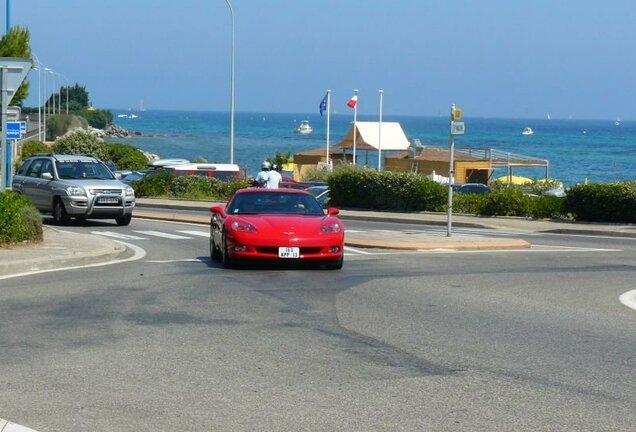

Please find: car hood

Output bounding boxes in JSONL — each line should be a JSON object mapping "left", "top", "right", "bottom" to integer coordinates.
{"left": 62, "top": 179, "right": 130, "bottom": 189}
{"left": 234, "top": 214, "right": 338, "bottom": 235}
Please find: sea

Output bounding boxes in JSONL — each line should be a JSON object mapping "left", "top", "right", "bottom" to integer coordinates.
{"left": 111, "top": 110, "right": 636, "bottom": 187}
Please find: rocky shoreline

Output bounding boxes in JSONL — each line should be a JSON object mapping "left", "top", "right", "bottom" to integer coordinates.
{"left": 92, "top": 123, "right": 142, "bottom": 139}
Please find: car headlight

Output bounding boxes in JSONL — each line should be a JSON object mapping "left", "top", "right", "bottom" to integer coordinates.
{"left": 65, "top": 185, "right": 85, "bottom": 196}
{"left": 231, "top": 220, "right": 257, "bottom": 232}
{"left": 125, "top": 186, "right": 135, "bottom": 197}
{"left": 321, "top": 221, "right": 342, "bottom": 233}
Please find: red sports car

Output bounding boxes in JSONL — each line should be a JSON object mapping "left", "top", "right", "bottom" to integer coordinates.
{"left": 210, "top": 188, "right": 345, "bottom": 269}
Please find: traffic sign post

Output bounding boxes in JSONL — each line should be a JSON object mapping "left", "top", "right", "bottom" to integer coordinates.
{"left": 6, "top": 121, "right": 22, "bottom": 140}
{"left": 0, "top": 58, "right": 33, "bottom": 191}
{"left": 447, "top": 104, "right": 466, "bottom": 237}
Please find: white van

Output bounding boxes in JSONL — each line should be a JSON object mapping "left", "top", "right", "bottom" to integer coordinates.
{"left": 163, "top": 163, "right": 241, "bottom": 182}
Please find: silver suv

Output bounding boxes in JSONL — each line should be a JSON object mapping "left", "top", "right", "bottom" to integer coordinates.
{"left": 12, "top": 154, "right": 136, "bottom": 225}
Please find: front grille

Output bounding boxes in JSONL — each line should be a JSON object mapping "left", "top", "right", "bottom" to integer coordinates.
{"left": 256, "top": 246, "right": 323, "bottom": 255}
{"left": 90, "top": 189, "right": 121, "bottom": 195}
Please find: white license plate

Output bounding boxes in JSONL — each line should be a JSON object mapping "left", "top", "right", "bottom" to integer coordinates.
{"left": 98, "top": 197, "right": 119, "bottom": 204}
{"left": 278, "top": 247, "right": 299, "bottom": 258}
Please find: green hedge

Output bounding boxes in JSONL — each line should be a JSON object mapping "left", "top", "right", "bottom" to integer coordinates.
{"left": 106, "top": 143, "right": 148, "bottom": 171}
{"left": 130, "top": 171, "right": 251, "bottom": 200}
{"left": 328, "top": 167, "right": 446, "bottom": 211}
{"left": 566, "top": 182, "right": 636, "bottom": 223}
{"left": 0, "top": 192, "right": 43, "bottom": 245}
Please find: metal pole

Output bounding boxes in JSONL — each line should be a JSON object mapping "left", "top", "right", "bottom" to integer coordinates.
{"left": 32, "top": 54, "right": 42, "bottom": 141}
{"left": 42, "top": 70, "right": 47, "bottom": 141}
{"left": 326, "top": 89, "right": 331, "bottom": 165}
{"left": 5, "top": 0, "right": 10, "bottom": 34}
{"left": 352, "top": 89, "right": 358, "bottom": 166}
{"left": 1, "top": 67, "right": 7, "bottom": 191}
{"left": 377, "top": 89, "right": 383, "bottom": 171}
{"left": 446, "top": 104, "right": 455, "bottom": 237}
{"left": 224, "top": 0, "right": 235, "bottom": 165}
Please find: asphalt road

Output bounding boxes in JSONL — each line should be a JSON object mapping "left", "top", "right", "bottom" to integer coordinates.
{"left": 0, "top": 217, "right": 634, "bottom": 431}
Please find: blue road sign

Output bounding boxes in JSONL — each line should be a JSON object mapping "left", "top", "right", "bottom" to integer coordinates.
{"left": 19, "top": 121, "right": 26, "bottom": 132}
{"left": 6, "top": 121, "right": 21, "bottom": 139}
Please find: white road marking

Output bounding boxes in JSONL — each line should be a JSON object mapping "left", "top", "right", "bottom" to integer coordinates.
{"left": 92, "top": 231, "right": 147, "bottom": 240}
{"left": 619, "top": 289, "right": 636, "bottom": 311}
{"left": 0, "top": 241, "right": 146, "bottom": 281}
{"left": 133, "top": 230, "right": 193, "bottom": 240}
{"left": 177, "top": 230, "right": 210, "bottom": 237}
{"left": 145, "top": 259, "right": 203, "bottom": 263}
{"left": 344, "top": 245, "right": 373, "bottom": 255}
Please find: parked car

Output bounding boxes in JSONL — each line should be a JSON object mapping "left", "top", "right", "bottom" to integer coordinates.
{"left": 451, "top": 183, "right": 491, "bottom": 195}
{"left": 209, "top": 188, "right": 344, "bottom": 269}
{"left": 12, "top": 154, "right": 136, "bottom": 225}
{"left": 305, "top": 185, "right": 330, "bottom": 207}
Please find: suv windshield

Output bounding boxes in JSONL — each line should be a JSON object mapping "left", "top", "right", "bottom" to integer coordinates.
{"left": 55, "top": 160, "right": 114, "bottom": 180}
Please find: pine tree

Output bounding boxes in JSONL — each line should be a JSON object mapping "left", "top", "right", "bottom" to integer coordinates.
{"left": 0, "top": 26, "right": 32, "bottom": 105}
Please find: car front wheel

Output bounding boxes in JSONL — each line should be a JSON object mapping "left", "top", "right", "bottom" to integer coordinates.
{"left": 52, "top": 199, "right": 70, "bottom": 225}
{"left": 115, "top": 214, "right": 132, "bottom": 226}
{"left": 222, "top": 238, "right": 234, "bottom": 269}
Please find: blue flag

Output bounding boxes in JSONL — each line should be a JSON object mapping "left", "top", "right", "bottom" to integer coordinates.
{"left": 319, "top": 93, "right": 328, "bottom": 117}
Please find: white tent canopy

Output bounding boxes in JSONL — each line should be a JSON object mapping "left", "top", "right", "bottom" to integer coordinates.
{"left": 336, "top": 121, "right": 410, "bottom": 151}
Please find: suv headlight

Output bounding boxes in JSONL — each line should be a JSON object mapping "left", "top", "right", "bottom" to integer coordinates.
{"left": 125, "top": 186, "right": 135, "bottom": 197}
{"left": 66, "top": 185, "right": 86, "bottom": 196}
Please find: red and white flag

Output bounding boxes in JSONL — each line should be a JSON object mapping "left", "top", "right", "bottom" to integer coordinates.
{"left": 346, "top": 94, "right": 358, "bottom": 109}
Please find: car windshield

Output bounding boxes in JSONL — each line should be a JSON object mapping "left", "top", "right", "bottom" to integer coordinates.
{"left": 56, "top": 161, "right": 114, "bottom": 180}
{"left": 227, "top": 192, "right": 325, "bottom": 216}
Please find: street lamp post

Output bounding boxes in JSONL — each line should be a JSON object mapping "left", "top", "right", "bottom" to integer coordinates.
{"left": 224, "top": 0, "right": 235, "bottom": 165}
{"left": 59, "top": 73, "right": 69, "bottom": 114}
{"left": 31, "top": 54, "right": 43, "bottom": 141}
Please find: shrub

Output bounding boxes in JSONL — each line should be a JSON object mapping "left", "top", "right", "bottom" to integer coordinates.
{"left": 528, "top": 196, "right": 567, "bottom": 219}
{"left": 219, "top": 179, "right": 252, "bottom": 199}
{"left": 75, "top": 108, "right": 113, "bottom": 129}
{"left": 106, "top": 143, "right": 148, "bottom": 170}
{"left": 53, "top": 130, "right": 109, "bottom": 161}
{"left": 328, "top": 167, "right": 446, "bottom": 211}
{"left": 480, "top": 189, "right": 531, "bottom": 216}
{"left": 170, "top": 176, "right": 222, "bottom": 200}
{"left": 45, "top": 113, "right": 89, "bottom": 140}
{"left": 130, "top": 170, "right": 173, "bottom": 197}
{"left": 19, "top": 140, "right": 50, "bottom": 159}
{"left": 566, "top": 182, "right": 636, "bottom": 223}
{"left": 0, "top": 191, "right": 42, "bottom": 245}
{"left": 452, "top": 192, "right": 484, "bottom": 215}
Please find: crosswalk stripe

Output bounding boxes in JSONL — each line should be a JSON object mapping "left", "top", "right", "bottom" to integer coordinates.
{"left": 133, "top": 230, "right": 193, "bottom": 240}
{"left": 92, "top": 231, "right": 147, "bottom": 240}
{"left": 177, "top": 230, "right": 210, "bottom": 237}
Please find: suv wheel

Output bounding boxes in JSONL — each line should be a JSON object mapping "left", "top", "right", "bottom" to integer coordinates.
{"left": 115, "top": 214, "right": 132, "bottom": 226}
{"left": 53, "top": 199, "right": 70, "bottom": 225}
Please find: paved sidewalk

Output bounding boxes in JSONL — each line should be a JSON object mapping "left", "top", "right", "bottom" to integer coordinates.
{"left": 1, "top": 198, "right": 634, "bottom": 279}
{"left": 0, "top": 226, "right": 131, "bottom": 279}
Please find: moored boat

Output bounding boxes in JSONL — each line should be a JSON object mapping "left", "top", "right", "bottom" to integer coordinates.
{"left": 294, "top": 120, "right": 313, "bottom": 135}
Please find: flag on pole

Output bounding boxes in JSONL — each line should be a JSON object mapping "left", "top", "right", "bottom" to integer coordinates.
{"left": 347, "top": 94, "right": 358, "bottom": 109}
{"left": 319, "top": 93, "right": 328, "bottom": 117}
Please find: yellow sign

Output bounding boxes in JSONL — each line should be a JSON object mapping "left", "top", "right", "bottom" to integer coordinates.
{"left": 453, "top": 107, "right": 462, "bottom": 121}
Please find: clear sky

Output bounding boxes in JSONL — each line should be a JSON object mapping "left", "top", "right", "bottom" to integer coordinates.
{"left": 10, "top": 0, "right": 636, "bottom": 120}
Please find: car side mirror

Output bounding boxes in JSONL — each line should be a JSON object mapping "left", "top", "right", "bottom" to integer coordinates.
{"left": 41, "top": 172, "right": 53, "bottom": 180}
{"left": 327, "top": 207, "right": 339, "bottom": 216}
{"left": 210, "top": 205, "right": 226, "bottom": 217}
{"left": 114, "top": 173, "right": 122, "bottom": 180}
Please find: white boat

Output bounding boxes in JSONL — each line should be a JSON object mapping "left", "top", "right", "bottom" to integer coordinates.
{"left": 294, "top": 120, "right": 313, "bottom": 135}
{"left": 615, "top": 116, "right": 621, "bottom": 126}
{"left": 522, "top": 127, "right": 534, "bottom": 136}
